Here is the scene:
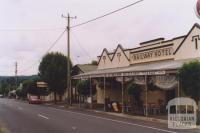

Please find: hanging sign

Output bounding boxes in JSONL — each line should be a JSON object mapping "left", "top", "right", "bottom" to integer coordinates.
{"left": 37, "top": 82, "right": 48, "bottom": 88}
{"left": 153, "top": 75, "right": 177, "bottom": 90}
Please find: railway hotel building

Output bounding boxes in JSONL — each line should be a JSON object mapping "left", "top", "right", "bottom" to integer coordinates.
{"left": 73, "top": 23, "right": 200, "bottom": 115}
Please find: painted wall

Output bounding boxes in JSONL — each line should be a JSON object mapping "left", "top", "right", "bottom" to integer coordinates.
{"left": 98, "top": 50, "right": 112, "bottom": 69}
{"left": 96, "top": 85, "right": 123, "bottom": 104}
{"left": 96, "top": 81, "right": 130, "bottom": 104}
{"left": 175, "top": 26, "right": 200, "bottom": 60}
{"left": 140, "top": 90, "right": 166, "bottom": 106}
{"left": 98, "top": 46, "right": 129, "bottom": 69}
{"left": 111, "top": 47, "right": 129, "bottom": 68}
{"left": 97, "top": 24, "right": 200, "bottom": 69}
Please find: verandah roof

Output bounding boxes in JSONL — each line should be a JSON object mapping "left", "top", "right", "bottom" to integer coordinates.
{"left": 72, "top": 58, "right": 200, "bottom": 79}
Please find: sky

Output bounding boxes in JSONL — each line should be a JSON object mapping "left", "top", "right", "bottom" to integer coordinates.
{"left": 0, "top": 0, "right": 199, "bottom": 76}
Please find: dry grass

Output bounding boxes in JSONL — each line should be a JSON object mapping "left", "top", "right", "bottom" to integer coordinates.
{"left": 0, "top": 128, "right": 3, "bottom": 133}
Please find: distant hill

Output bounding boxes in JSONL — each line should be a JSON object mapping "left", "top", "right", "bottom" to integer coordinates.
{"left": 0, "top": 75, "right": 39, "bottom": 83}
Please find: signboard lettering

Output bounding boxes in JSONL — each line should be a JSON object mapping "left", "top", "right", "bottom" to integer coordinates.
{"left": 131, "top": 47, "right": 173, "bottom": 63}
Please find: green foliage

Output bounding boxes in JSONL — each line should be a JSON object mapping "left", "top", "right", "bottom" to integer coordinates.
{"left": 0, "top": 79, "right": 10, "bottom": 96}
{"left": 76, "top": 80, "right": 96, "bottom": 97}
{"left": 0, "top": 75, "right": 39, "bottom": 97}
{"left": 21, "top": 80, "right": 33, "bottom": 98}
{"left": 127, "top": 82, "right": 142, "bottom": 102}
{"left": 16, "top": 87, "right": 22, "bottom": 97}
{"left": 197, "top": 112, "right": 200, "bottom": 125}
{"left": 0, "top": 128, "right": 3, "bottom": 133}
{"left": 91, "top": 60, "right": 97, "bottom": 65}
{"left": 39, "top": 52, "right": 72, "bottom": 103}
{"left": 178, "top": 60, "right": 200, "bottom": 102}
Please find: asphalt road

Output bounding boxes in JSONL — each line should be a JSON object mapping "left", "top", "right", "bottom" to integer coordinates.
{"left": 0, "top": 98, "right": 199, "bottom": 133}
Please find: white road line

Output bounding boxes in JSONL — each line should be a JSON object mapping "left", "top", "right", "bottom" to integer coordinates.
{"left": 38, "top": 114, "right": 49, "bottom": 120}
{"left": 17, "top": 106, "right": 23, "bottom": 110}
{"left": 72, "top": 126, "right": 77, "bottom": 130}
{"left": 52, "top": 108, "right": 177, "bottom": 133}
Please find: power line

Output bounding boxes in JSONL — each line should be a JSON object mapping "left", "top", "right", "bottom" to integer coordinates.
{"left": 18, "top": 29, "right": 66, "bottom": 74}
{"left": 45, "top": 29, "right": 66, "bottom": 53}
{"left": 0, "top": 27, "right": 65, "bottom": 32}
{"left": 71, "top": 0, "right": 143, "bottom": 28}
{"left": 16, "top": 0, "right": 144, "bottom": 74}
{"left": 71, "top": 31, "right": 92, "bottom": 60}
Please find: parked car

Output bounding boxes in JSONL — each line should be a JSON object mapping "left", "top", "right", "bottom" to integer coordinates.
{"left": 0, "top": 94, "right": 3, "bottom": 98}
{"left": 28, "top": 96, "right": 42, "bottom": 104}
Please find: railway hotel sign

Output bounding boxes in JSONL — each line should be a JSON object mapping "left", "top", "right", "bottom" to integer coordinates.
{"left": 130, "top": 46, "right": 173, "bottom": 63}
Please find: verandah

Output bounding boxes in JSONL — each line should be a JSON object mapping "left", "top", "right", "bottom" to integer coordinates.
{"left": 72, "top": 70, "right": 179, "bottom": 117}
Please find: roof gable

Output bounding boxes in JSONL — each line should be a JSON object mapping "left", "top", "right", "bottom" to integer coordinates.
{"left": 97, "top": 48, "right": 113, "bottom": 69}
{"left": 174, "top": 23, "right": 200, "bottom": 54}
{"left": 110, "top": 44, "right": 130, "bottom": 68}
{"left": 111, "top": 44, "right": 129, "bottom": 61}
{"left": 97, "top": 48, "right": 111, "bottom": 65}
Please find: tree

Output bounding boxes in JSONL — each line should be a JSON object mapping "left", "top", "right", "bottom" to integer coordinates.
{"left": 127, "top": 82, "right": 142, "bottom": 106}
{"left": 178, "top": 60, "right": 200, "bottom": 102}
{"left": 21, "top": 80, "right": 33, "bottom": 98}
{"left": 39, "top": 52, "right": 72, "bottom": 104}
{"left": 0, "top": 80, "right": 9, "bottom": 96}
{"left": 91, "top": 60, "right": 97, "bottom": 65}
{"left": 76, "top": 80, "right": 96, "bottom": 102}
{"left": 16, "top": 85, "right": 23, "bottom": 98}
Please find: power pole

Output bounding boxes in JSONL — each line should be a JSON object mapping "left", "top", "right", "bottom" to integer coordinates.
{"left": 62, "top": 13, "right": 76, "bottom": 105}
{"left": 15, "top": 62, "right": 18, "bottom": 87}
{"left": 14, "top": 61, "right": 18, "bottom": 98}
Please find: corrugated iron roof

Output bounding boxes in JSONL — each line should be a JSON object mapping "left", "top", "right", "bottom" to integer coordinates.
{"left": 72, "top": 58, "right": 200, "bottom": 79}
{"left": 76, "top": 64, "right": 97, "bottom": 73}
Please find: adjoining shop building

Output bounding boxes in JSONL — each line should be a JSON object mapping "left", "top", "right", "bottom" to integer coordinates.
{"left": 72, "top": 23, "right": 200, "bottom": 116}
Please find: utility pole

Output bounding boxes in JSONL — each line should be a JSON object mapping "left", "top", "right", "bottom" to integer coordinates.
{"left": 15, "top": 62, "right": 18, "bottom": 83}
{"left": 15, "top": 62, "right": 18, "bottom": 96}
{"left": 62, "top": 13, "right": 76, "bottom": 105}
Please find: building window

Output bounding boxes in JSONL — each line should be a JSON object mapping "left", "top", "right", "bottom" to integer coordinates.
{"left": 192, "top": 35, "right": 200, "bottom": 50}
{"left": 170, "top": 105, "right": 176, "bottom": 114}
{"left": 117, "top": 53, "right": 121, "bottom": 62}
{"left": 195, "top": 38, "right": 198, "bottom": 50}
{"left": 103, "top": 56, "right": 106, "bottom": 64}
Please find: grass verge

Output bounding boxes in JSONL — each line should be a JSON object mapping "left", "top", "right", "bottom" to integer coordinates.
{"left": 197, "top": 112, "right": 200, "bottom": 125}
{"left": 0, "top": 128, "right": 4, "bottom": 133}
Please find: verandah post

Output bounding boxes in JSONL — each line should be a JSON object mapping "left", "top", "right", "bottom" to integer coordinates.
{"left": 122, "top": 75, "right": 124, "bottom": 113}
{"left": 104, "top": 76, "right": 106, "bottom": 111}
{"left": 145, "top": 75, "right": 148, "bottom": 117}
{"left": 177, "top": 79, "right": 180, "bottom": 97}
{"left": 90, "top": 76, "right": 93, "bottom": 109}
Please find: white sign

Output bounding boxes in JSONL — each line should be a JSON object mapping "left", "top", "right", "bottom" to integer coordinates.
{"left": 123, "top": 71, "right": 166, "bottom": 76}
{"left": 37, "top": 82, "right": 48, "bottom": 88}
{"left": 130, "top": 47, "right": 173, "bottom": 63}
{"left": 166, "top": 97, "right": 198, "bottom": 129}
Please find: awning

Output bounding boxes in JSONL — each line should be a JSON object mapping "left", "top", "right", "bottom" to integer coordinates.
{"left": 72, "top": 58, "right": 200, "bottom": 79}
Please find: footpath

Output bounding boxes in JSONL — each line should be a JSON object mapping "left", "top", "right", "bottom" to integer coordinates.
{"left": 43, "top": 102, "right": 200, "bottom": 129}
